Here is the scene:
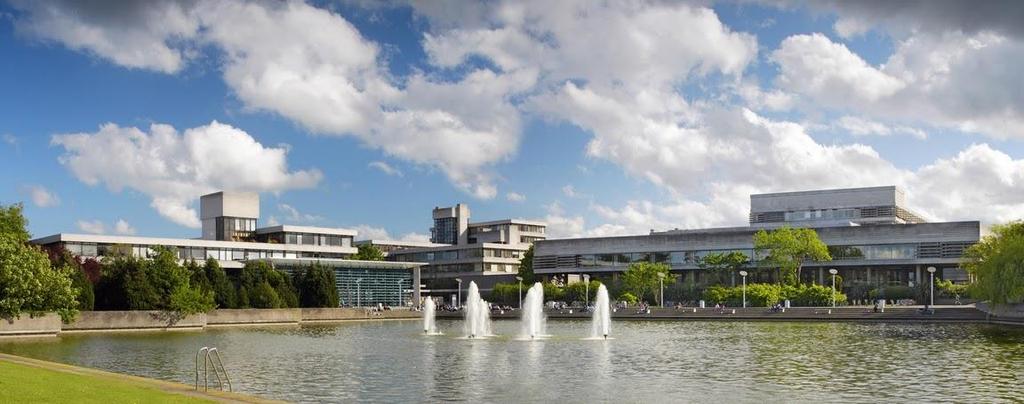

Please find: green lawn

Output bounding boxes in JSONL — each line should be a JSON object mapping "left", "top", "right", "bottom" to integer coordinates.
{"left": 0, "top": 359, "right": 213, "bottom": 403}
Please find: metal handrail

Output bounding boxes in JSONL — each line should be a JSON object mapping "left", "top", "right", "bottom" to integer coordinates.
{"left": 208, "top": 348, "right": 232, "bottom": 392}
{"left": 195, "top": 346, "right": 232, "bottom": 392}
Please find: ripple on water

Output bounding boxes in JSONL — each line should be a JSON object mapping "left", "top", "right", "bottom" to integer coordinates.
{"left": 1, "top": 320, "right": 1023, "bottom": 403}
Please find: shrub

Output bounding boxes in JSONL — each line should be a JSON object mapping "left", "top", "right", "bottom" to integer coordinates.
{"left": 869, "top": 286, "right": 914, "bottom": 300}
{"left": 618, "top": 292, "right": 638, "bottom": 304}
{"left": 703, "top": 283, "right": 847, "bottom": 307}
{"left": 543, "top": 281, "right": 565, "bottom": 302}
{"left": 489, "top": 283, "right": 519, "bottom": 306}
{"left": 564, "top": 280, "right": 602, "bottom": 303}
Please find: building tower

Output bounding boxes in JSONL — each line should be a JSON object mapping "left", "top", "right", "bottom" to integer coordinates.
{"left": 431, "top": 204, "right": 470, "bottom": 245}
{"left": 200, "top": 191, "right": 259, "bottom": 241}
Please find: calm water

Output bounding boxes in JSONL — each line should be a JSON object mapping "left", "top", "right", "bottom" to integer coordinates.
{"left": 2, "top": 320, "right": 1023, "bottom": 403}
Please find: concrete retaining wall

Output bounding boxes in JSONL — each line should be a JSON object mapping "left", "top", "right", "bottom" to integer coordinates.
{"left": 301, "top": 308, "right": 419, "bottom": 322}
{"left": 206, "top": 308, "right": 301, "bottom": 326}
{"left": 0, "top": 314, "right": 62, "bottom": 337}
{"left": 63, "top": 311, "right": 206, "bottom": 332}
{"left": 0, "top": 308, "right": 419, "bottom": 337}
{"left": 976, "top": 302, "right": 1024, "bottom": 318}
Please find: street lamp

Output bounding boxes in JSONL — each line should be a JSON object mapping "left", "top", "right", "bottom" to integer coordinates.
{"left": 739, "top": 271, "right": 748, "bottom": 308}
{"left": 927, "top": 266, "right": 937, "bottom": 307}
{"left": 583, "top": 274, "right": 591, "bottom": 309}
{"left": 455, "top": 278, "right": 462, "bottom": 309}
{"left": 515, "top": 276, "right": 523, "bottom": 309}
{"left": 657, "top": 272, "right": 666, "bottom": 308}
{"left": 829, "top": 268, "right": 839, "bottom": 308}
{"left": 355, "top": 278, "right": 362, "bottom": 308}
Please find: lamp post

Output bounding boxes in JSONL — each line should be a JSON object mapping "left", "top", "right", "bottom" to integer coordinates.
{"left": 583, "top": 274, "right": 591, "bottom": 309}
{"left": 739, "top": 271, "right": 748, "bottom": 308}
{"left": 829, "top": 268, "right": 838, "bottom": 308}
{"left": 515, "top": 276, "right": 523, "bottom": 309}
{"left": 355, "top": 278, "right": 362, "bottom": 308}
{"left": 657, "top": 272, "right": 666, "bottom": 308}
{"left": 927, "top": 266, "right": 937, "bottom": 307}
{"left": 455, "top": 278, "right": 462, "bottom": 309}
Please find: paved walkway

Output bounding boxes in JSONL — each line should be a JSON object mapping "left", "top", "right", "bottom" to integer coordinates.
{"left": 0, "top": 353, "right": 280, "bottom": 403}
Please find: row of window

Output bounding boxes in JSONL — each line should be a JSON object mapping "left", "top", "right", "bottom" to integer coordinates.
{"left": 784, "top": 208, "right": 858, "bottom": 222}
{"left": 545, "top": 243, "right": 940, "bottom": 269}
{"left": 828, "top": 244, "right": 917, "bottom": 260}
{"left": 518, "top": 224, "right": 545, "bottom": 233}
{"left": 61, "top": 242, "right": 348, "bottom": 261}
{"left": 259, "top": 232, "right": 352, "bottom": 247}
{"left": 393, "top": 247, "right": 524, "bottom": 262}
{"left": 520, "top": 236, "right": 545, "bottom": 244}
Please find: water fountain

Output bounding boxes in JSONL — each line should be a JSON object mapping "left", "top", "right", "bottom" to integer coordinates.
{"left": 463, "top": 281, "right": 492, "bottom": 338}
{"left": 520, "top": 282, "right": 547, "bottom": 339}
{"left": 423, "top": 297, "right": 439, "bottom": 335}
{"left": 591, "top": 284, "right": 611, "bottom": 339}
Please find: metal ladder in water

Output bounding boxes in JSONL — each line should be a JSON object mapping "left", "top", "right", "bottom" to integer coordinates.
{"left": 195, "top": 347, "right": 232, "bottom": 392}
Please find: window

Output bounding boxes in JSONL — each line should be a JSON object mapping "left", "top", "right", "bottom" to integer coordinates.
{"left": 654, "top": 252, "right": 670, "bottom": 263}
{"left": 596, "top": 254, "right": 616, "bottom": 266}
{"left": 81, "top": 243, "right": 98, "bottom": 257}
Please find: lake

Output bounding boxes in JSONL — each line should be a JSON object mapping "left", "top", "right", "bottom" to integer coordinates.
{"left": 2, "top": 319, "right": 1023, "bottom": 403}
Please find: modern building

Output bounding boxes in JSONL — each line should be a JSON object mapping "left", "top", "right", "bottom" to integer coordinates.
{"left": 29, "top": 191, "right": 422, "bottom": 307}
{"left": 357, "top": 204, "right": 547, "bottom": 296}
{"left": 534, "top": 186, "right": 979, "bottom": 296}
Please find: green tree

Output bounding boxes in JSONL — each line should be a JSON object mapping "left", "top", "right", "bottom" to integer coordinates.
{"left": 0, "top": 234, "right": 80, "bottom": 322}
{"left": 296, "top": 264, "right": 339, "bottom": 308}
{"left": 351, "top": 244, "right": 385, "bottom": 261}
{"left": 517, "top": 245, "right": 535, "bottom": 284}
{"left": 0, "top": 203, "right": 30, "bottom": 242}
{"left": 618, "top": 292, "right": 638, "bottom": 304}
{"left": 488, "top": 283, "right": 520, "bottom": 306}
{"left": 964, "top": 221, "right": 1024, "bottom": 304}
{"left": 542, "top": 281, "right": 565, "bottom": 302}
{"left": 697, "top": 251, "right": 749, "bottom": 286}
{"left": 621, "top": 262, "right": 672, "bottom": 304}
{"left": 46, "top": 248, "right": 94, "bottom": 311}
{"left": 564, "top": 280, "right": 602, "bottom": 303}
{"left": 753, "top": 226, "right": 831, "bottom": 285}
{"left": 237, "top": 261, "right": 286, "bottom": 308}
{"left": 0, "top": 204, "right": 78, "bottom": 322}
{"left": 204, "top": 259, "right": 237, "bottom": 309}
{"left": 248, "top": 281, "right": 282, "bottom": 308}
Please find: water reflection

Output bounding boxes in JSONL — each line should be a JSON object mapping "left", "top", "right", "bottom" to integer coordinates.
{"left": 1, "top": 320, "right": 1022, "bottom": 403}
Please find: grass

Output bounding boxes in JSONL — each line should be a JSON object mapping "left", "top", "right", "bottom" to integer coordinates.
{"left": 0, "top": 358, "right": 213, "bottom": 403}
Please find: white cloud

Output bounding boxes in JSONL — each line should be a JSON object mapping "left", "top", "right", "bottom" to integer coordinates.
{"left": 23, "top": 185, "right": 60, "bottom": 208}
{"left": 10, "top": 0, "right": 199, "bottom": 73}
{"left": 113, "top": 219, "right": 136, "bottom": 235}
{"left": 772, "top": 31, "right": 1024, "bottom": 139}
{"left": 772, "top": 33, "right": 905, "bottom": 104}
{"left": 2, "top": 134, "right": 16, "bottom": 147}
{"left": 505, "top": 192, "right": 526, "bottom": 202}
{"left": 76, "top": 219, "right": 105, "bottom": 234}
{"left": 561, "top": 185, "right": 580, "bottom": 198}
{"left": 835, "top": 116, "right": 927, "bottom": 139}
{"left": 542, "top": 202, "right": 586, "bottom": 239}
{"left": 368, "top": 161, "right": 403, "bottom": 177}
{"left": 399, "top": 232, "right": 431, "bottom": 243}
{"left": 278, "top": 203, "right": 322, "bottom": 224}
{"left": 352, "top": 224, "right": 391, "bottom": 241}
{"left": 52, "top": 121, "right": 322, "bottom": 228}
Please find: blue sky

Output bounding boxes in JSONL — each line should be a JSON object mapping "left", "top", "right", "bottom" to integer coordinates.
{"left": 1, "top": 1, "right": 1022, "bottom": 240}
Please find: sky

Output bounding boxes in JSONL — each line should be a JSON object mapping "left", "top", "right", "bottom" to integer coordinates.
{"left": 1, "top": 0, "right": 1023, "bottom": 241}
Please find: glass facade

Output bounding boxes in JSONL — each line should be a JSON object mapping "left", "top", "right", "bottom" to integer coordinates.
{"left": 829, "top": 244, "right": 917, "bottom": 260}
{"left": 431, "top": 217, "right": 458, "bottom": 244}
{"left": 59, "top": 242, "right": 350, "bottom": 261}
{"left": 215, "top": 217, "right": 257, "bottom": 241}
{"left": 259, "top": 232, "right": 352, "bottom": 247}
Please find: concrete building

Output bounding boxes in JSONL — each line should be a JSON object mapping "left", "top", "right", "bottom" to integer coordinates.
{"left": 357, "top": 204, "right": 547, "bottom": 297}
{"left": 534, "top": 186, "right": 979, "bottom": 297}
{"left": 30, "top": 191, "right": 422, "bottom": 307}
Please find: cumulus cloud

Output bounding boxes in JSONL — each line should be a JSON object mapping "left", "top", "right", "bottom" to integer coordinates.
{"left": 772, "top": 31, "right": 1024, "bottom": 139}
{"left": 10, "top": 0, "right": 522, "bottom": 199}
{"left": 278, "top": 203, "right": 323, "bottom": 224}
{"left": 835, "top": 116, "right": 927, "bottom": 139}
{"left": 76, "top": 219, "right": 105, "bottom": 234}
{"left": 22, "top": 185, "right": 60, "bottom": 208}
{"left": 352, "top": 224, "right": 431, "bottom": 243}
{"left": 51, "top": 121, "right": 322, "bottom": 228}
{"left": 113, "top": 219, "right": 136, "bottom": 235}
{"left": 505, "top": 192, "right": 526, "bottom": 202}
{"left": 368, "top": 161, "right": 403, "bottom": 177}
